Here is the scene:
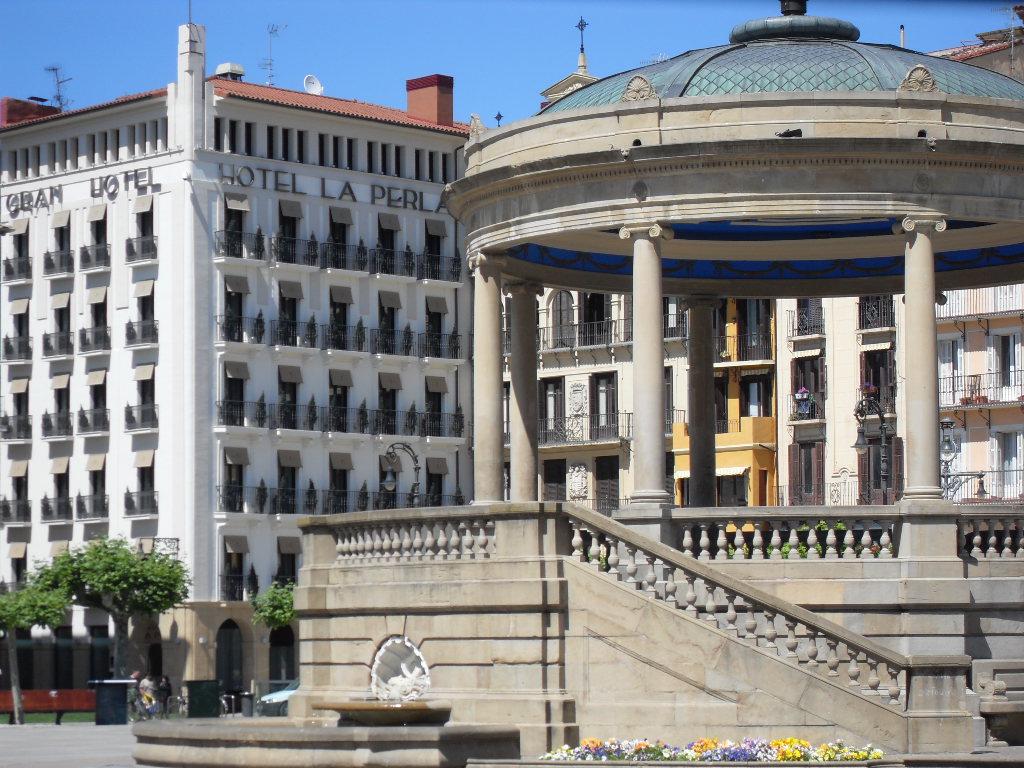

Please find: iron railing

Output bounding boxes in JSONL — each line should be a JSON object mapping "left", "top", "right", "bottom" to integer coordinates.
{"left": 1, "top": 336, "right": 32, "bottom": 361}
{"left": 126, "top": 235, "right": 158, "bottom": 262}
{"left": 271, "top": 488, "right": 302, "bottom": 515}
{"left": 216, "top": 314, "right": 265, "bottom": 344}
{"left": 948, "top": 469, "right": 1024, "bottom": 505}
{"left": 125, "top": 319, "right": 159, "bottom": 346}
{"left": 124, "top": 491, "right": 159, "bottom": 516}
{"left": 0, "top": 414, "right": 31, "bottom": 440}
{"left": 859, "top": 384, "right": 897, "bottom": 414}
{"left": 417, "top": 253, "right": 462, "bottom": 282}
{"left": 664, "top": 315, "right": 688, "bottom": 340}
{"left": 1, "top": 257, "right": 31, "bottom": 282}
{"left": 539, "top": 319, "right": 631, "bottom": 351}
{"left": 79, "top": 326, "right": 111, "bottom": 353}
{"left": 369, "top": 327, "right": 417, "bottom": 356}
{"left": 323, "top": 406, "right": 362, "bottom": 434}
{"left": 218, "top": 485, "right": 266, "bottom": 515}
{"left": 0, "top": 498, "right": 31, "bottom": 524}
{"left": 788, "top": 308, "right": 824, "bottom": 338}
{"left": 774, "top": 479, "right": 905, "bottom": 507}
{"left": 370, "top": 248, "right": 416, "bottom": 277}
{"left": 79, "top": 243, "right": 111, "bottom": 270}
{"left": 220, "top": 574, "right": 246, "bottom": 601}
{"left": 715, "top": 419, "right": 742, "bottom": 434}
{"left": 42, "top": 331, "right": 74, "bottom": 357}
{"left": 215, "top": 230, "right": 265, "bottom": 260}
{"left": 268, "top": 402, "right": 320, "bottom": 432}
{"left": 716, "top": 332, "right": 773, "bottom": 362}
{"left": 44, "top": 250, "right": 74, "bottom": 275}
{"left": 78, "top": 408, "right": 111, "bottom": 434}
{"left": 41, "top": 411, "right": 73, "bottom": 438}
{"left": 538, "top": 413, "right": 633, "bottom": 445}
{"left": 858, "top": 296, "right": 895, "bottom": 330}
{"left": 216, "top": 400, "right": 268, "bottom": 428}
{"left": 939, "top": 371, "right": 1024, "bottom": 408}
{"left": 319, "top": 241, "right": 365, "bottom": 271}
{"left": 125, "top": 404, "right": 159, "bottom": 431}
{"left": 937, "top": 286, "right": 1024, "bottom": 320}
{"left": 665, "top": 408, "right": 687, "bottom": 433}
{"left": 418, "top": 332, "right": 462, "bottom": 359}
{"left": 270, "top": 318, "right": 320, "bottom": 349}
{"left": 790, "top": 392, "right": 825, "bottom": 421}
{"left": 271, "top": 235, "right": 320, "bottom": 267}
{"left": 41, "top": 496, "right": 73, "bottom": 522}
{"left": 76, "top": 494, "right": 109, "bottom": 520}
{"left": 320, "top": 323, "right": 365, "bottom": 352}
{"left": 420, "top": 411, "right": 466, "bottom": 438}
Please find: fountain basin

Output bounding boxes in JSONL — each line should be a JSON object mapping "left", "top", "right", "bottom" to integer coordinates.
{"left": 313, "top": 699, "right": 453, "bottom": 726}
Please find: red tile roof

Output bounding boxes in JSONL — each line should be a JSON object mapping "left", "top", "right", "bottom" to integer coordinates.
{"left": 211, "top": 77, "right": 469, "bottom": 137}
{"left": 935, "top": 40, "right": 1013, "bottom": 62}
{"left": 0, "top": 88, "right": 166, "bottom": 133}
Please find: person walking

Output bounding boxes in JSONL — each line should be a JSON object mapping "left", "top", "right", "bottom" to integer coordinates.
{"left": 156, "top": 675, "right": 172, "bottom": 717}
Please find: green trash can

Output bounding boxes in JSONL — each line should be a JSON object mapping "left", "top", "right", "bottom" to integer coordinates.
{"left": 91, "top": 680, "right": 131, "bottom": 725}
{"left": 185, "top": 680, "right": 220, "bottom": 718}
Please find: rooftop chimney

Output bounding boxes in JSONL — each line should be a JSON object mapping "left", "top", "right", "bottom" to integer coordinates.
{"left": 406, "top": 75, "right": 454, "bottom": 127}
{"left": 215, "top": 62, "right": 246, "bottom": 81}
{"left": 0, "top": 96, "right": 61, "bottom": 128}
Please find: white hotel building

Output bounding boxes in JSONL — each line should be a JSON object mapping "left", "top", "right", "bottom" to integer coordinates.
{"left": 0, "top": 24, "right": 469, "bottom": 690}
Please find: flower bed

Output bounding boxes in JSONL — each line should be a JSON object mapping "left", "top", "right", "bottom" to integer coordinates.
{"left": 540, "top": 738, "right": 885, "bottom": 763}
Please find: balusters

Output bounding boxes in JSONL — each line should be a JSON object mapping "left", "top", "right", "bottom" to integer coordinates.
{"left": 588, "top": 529, "right": 601, "bottom": 569}
{"left": 764, "top": 611, "right": 778, "bottom": 652}
{"left": 860, "top": 527, "right": 873, "bottom": 560}
{"left": 683, "top": 572, "right": 698, "bottom": 615}
{"left": 878, "top": 527, "right": 893, "bottom": 558}
{"left": 703, "top": 581, "right": 718, "bottom": 624}
{"left": 885, "top": 666, "right": 902, "bottom": 705}
{"left": 715, "top": 526, "right": 729, "bottom": 561}
{"left": 988, "top": 518, "right": 1000, "bottom": 558}
{"left": 751, "top": 525, "right": 764, "bottom": 560}
{"left": 664, "top": 568, "right": 677, "bottom": 607}
{"left": 372, "top": 527, "right": 384, "bottom": 560}
{"left": 476, "top": 519, "right": 489, "bottom": 557}
{"left": 769, "top": 525, "right": 783, "bottom": 560}
{"left": 733, "top": 527, "right": 745, "bottom": 560}
{"left": 698, "top": 523, "right": 711, "bottom": 561}
{"left": 842, "top": 526, "right": 856, "bottom": 560}
{"left": 643, "top": 553, "right": 657, "bottom": 594}
{"left": 436, "top": 523, "right": 449, "bottom": 560}
{"left": 391, "top": 527, "right": 402, "bottom": 562}
{"left": 607, "top": 539, "right": 620, "bottom": 573}
{"left": 807, "top": 524, "right": 819, "bottom": 560}
{"left": 825, "top": 525, "right": 838, "bottom": 559}
{"left": 411, "top": 525, "right": 423, "bottom": 560}
{"left": 848, "top": 651, "right": 863, "bottom": 689}
{"left": 625, "top": 545, "right": 638, "bottom": 586}
{"left": 787, "top": 527, "right": 799, "bottom": 560}
{"left": 744, "top": 602, "right": 757, "bottom": 641}
{"left": 867, "top": 659, "right": 881, "bottom": 696}
{"left": 805, "top": 629, "right": 819, "bottom": 670}
{"left": 449, "top": 522, "right": 461, "bottom": 560}
{"left": 571, "top": 520, "right": 585, "bottom": 561}
{"left": 783, "top": 618, "right": 799, "bottom": 657}
{"left": 461, "top": 520, "right": 474, "bottom": 557}
{"left": 825, "top": 638, "right": 840, "bottom": 677}
{"left": 682, "top": 526, "right": 694, "bottom": 557}
{"left": 1016, "top": 519, "right": 1024, "bottom": 559}
{"left": 401, "top": 525, "right": 413, "bottom": 560}
{"left": 722, "top": 590, "right": 738, "bottom": 635}
{"left": 970, "top": 522, "right": 983, "bottom": 559}
{"left": 423, "top": 524, "right": 435, "bottom": 559}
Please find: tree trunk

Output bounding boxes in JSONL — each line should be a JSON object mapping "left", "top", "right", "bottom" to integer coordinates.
{"left": 5, "top": 632, "right": 24, "bottom": 725}
{"left": 112, "top": 615, "right": 130, "bottom": 679}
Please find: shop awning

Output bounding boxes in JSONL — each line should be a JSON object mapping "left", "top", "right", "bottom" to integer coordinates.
{"left": 9, "top": 298, "right": 29, "bottom": 315}
{"left": 133, "top": 279, "right": 155, "bottom": 298}
{"left": 378, "top": 290, "right": 401, "bottom": 309}
{"left": 329, "top": 369, "right": 353, "bottom": 387}
{"left": 8, "top": 542, "right": 27, "bottom": 559}
{"left": 279, "top": 199, "right": 303, "bottom": 219}
{"left": 277, "top": 536, "right": 302, "bottom": 554}
{"left": 9, "top": 218, "right": 29, "bottom": 235}
{"left": 86, "top": 369, "right": 107, "bottom": 386}
{"left": 134, "top": 364, "right": 155, "bottom": 381}
{"left": 10, "top": 377, "right": 29, "bottom": 394}
{"left": 50, "top": 541, "right": 70, "bottom": 556}
{"left": 279, "top": 280, "right": 303, "bottom": 299}
{"left": 674, "top": 466, "right": 748, "bottom": 479}
{"left": 135, "top": 449, "right": 155, "bottom": 468}
{"left": 329, "top": 285, "right": 353, "bottom": 304}
{"left": 10, "top": 460, "right": 28, "bottom": 478}
{"left": 50, "top": 456, "right": 70, "bottom": 474}
{"left": 425, "top": 376, "right": 448, "bottom": 393}
{"left": 378, "top": 212, "right": 401, "bottom": 231}
{"left": 51, "top": 292, "right": 71, "bottom": 309}
{"left": 224, "top": 361, "right": 249, "bottom": 379}
{"left": 86, "top": 286, "right": 107, "bottom": 304}
{"left": 85, "top": 453, "right": 107, "bottom": 472}
{"left": 86, "top": 204, "right": 107, "bottom": 222}
{"left": 425, "top": 219, "right": 448, "bottom": 237}
{"left": 224, "top": 274, "right": 249, "bottom": 294}
{"left": 51, "top": 374, "right": 70, "bottom": 390}
{"left": 425, "top": 295, "right": 448, "bottom": 314}
{"left": 278, "top": 365, "right": 303, "bottom": 384}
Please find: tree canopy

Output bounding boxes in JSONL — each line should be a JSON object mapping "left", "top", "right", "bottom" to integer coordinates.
{"left": 251, "top": 580, "right": 295, "bottom": 629}
{"left": 0, "top": 584, "right": 69, "bottom": 636}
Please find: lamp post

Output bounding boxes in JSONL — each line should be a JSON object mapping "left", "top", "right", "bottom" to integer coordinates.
{"left": 381, "top": 442, "right": 421, "bottom": 508}
{"left": 939, "top": 418, "right": 985, "bottom": 500}
{"left": 853, "top": 394, "right": 891, "bottom": 504}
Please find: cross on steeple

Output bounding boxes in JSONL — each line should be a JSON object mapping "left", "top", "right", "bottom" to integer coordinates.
{"left": 576, "top": 16, "right": 588, "bottom": 53}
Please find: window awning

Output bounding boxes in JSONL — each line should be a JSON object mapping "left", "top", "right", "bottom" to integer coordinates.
{"left": 329, "top": 206, "right": 353, "bottom": 225}
{"left": 378, "top": 290, "right": 401, "bottom": 309}
{"left": 133, "top": 195, "right": 153, "bottom": 214}
{"left": 674, "top": 466, "right": 748, "bottom": 479}
{"left": 50, "top": 374, "right": 70, "bottom": 390}
{"left": 50, "top": 210, "right": 71, "bottom": 229}
{"left": 50, "top": 540, "right": 70, "bottom": 556}
{"left": 9, "top": 298, "right": 29, "bottom": 315}
{"left": 223, "top": 535, "right": 249, "bottom": 554}
{"left": 224, "top": 274, "right": 249, "bottom": 294}
{"left": 425, "top": 296, "right": 448, "bottom": 314}
{"left": 279, "top": 199, "right": 303, "bottom": 219}
{"left": 224, "top": 192, "right": 250, "bottom": 212}
{"left": 329, "top": 369, "right": 353, "bottom": 387}
{"left": 224, "top": 360, "right": 249, "bottom": 379}
{"left": 279, "top": 280, "right": 303, "bottom": 299}
{"left": 135, "top": 449, "right": 155, "bottom": 468}
{"left": 378, "top": 371, "right": 402, "bottom": 390}
{"left": 133, "top": 279, "right": 155, "bottom": 298}
{"left": 10, "top": 377, "right": 29, "bottom": 394}
{"left": 378, "top": 212, "right": 401, "bottom": 231}
{"left": 51, "top": 456, "right": 70, "bottom": 474}
{"left": 86, "top": 203, "right": 107, "bottom": 222}
{"left": 86, "top": 286, "right": 107, "bottom": 305}
{"left": 425, "top": 375, "right": 448, "bottom": 393}
{"left": 277, "top": 449, "right": 302, "bottom": 468}
{"left": 329, "top": 452, "right": 353, "bottom": 470}
{"left": 425, "top": 219, "right": 448, "bottom": 237}
{"left": 223, "top": 446, "right": 250, "bottom": 465}
{"left": 8, "top": 542, "right": 27, "bottom": 559}
{"left": 329, "top": 285, "right": 353, "bottom": 304}
{"left": 277, "top": 536, "right": 302, "bottom": 554}
{"left": 9, "top": 218, "right": 29, "bottom": 235}
{"left": 379, "top": 453, "right": 402, "bottom": 472}
{"left": 134, "top": 363, "right": 155, "bottom": 381}
{"left": 86, "top": 369, "right": 107, "bottom": 386}
{"left": 51, "top": 292, "right": 71, "bottom": 310}
{"left": 86, "top": 453, "right": 107, "bottom": 472}
{"left": 278, "top": 365, "right": 303, "bottom": 384}
{"left": 10, "top": 460, "right": 28, "bottom": 478}
{"left": 426, "top": 456, "right": 449, "bottom": 474}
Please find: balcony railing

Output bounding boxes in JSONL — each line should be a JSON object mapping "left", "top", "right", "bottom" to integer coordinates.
{"left": 420, "top": 411, "right": 466, "bottom": 438}
{"left": 538, "top": 412, "right": 632, "bottom": 446}
{"left": 859, "top": 384, "right": 897, "bottom": 415}
{"left": 271, "top": 488, "right": 302, "bottom": 515}
{"left": 0, "top": 498, "right": 31, "bottom": 524}
{"left": 788, "top": 308, "right": 824, "bottom": 338}
{"left": 320, "top": 323, "right": 365, "bottom": 352}
{"left": 948, "top": 468, "right": 1024, "bottom": 505}
{"left": 539, "top": 320, "right": 632, "bottom": 351}
{"left": 268, "top": 402, "right": 321, "bottom": 432}
{"left": 858, "top": 296, "right": 895, "bottom": 330}
{"left": 220, "top": 574, "right": 246, "bottom": 601}
{"left": 418, "top": 332, "right": 462, "bottom": 359}
{"left": 41, "top": 411, "right": 73, "bottom": 438}
{"left": 323, "top": 406, "right": 362, "bottom": 434}
{"left": 78, "top": 408, "right": 111, "bottom": 434}
{"left": 216, "top": 400, "right": 268, "bottom": 428}
{"left": 370, "top": 248, "right": 416, "bottom": 277}
{"left": 320, "top": 489, "right": 358, "bottom": 515}
{"left": 79, "top": 243, "right": 111, "bottom": 270}
{"left": 664, "top": 315, "right": 687, "bottom": 340}
{"left": 0, "top": 414, "right": 31, "bottom": 440}
{"left": 417, "top": 253, "right": 462, "bottom": 282}
{"left": 79, "top": 326, "right": 111, "bottom": 353}
{"left": 665, "top": 408, "right": 687, "bottom": 433}
{"left": 215, "top": 230, "right": 265, "bottom": 260}
{"left": 368, "top": 409, "right": 413, "bottom": 436}
{"left": 126, "top": 235, "right": 158, "bottom": 263}
{"left": 790, "top": 392, "right": 825, "bottom": 421}
{"left": 270, "top": 318, "right": 319, "bottom": 349}
{"left": 216, "top": 314, "right": 265, "bottom": 344}
{"left": 369, "top": 327, "right": 417, "bottom": 356}
{"left": 218, "top": 485, "right": 267, "bottom": 515}
{"left": 715, "top": 419, "right": 742, "bottom": 434}
{"left": 42, "top": 331, "right": 74, "bottom": 357}
{"left": 938, "top": 286, "right": 1024, "bottom": 320}
{"left": 271, "top": 235, "right": 320, "bottom": 267}
{"left": 320, "top": 241, "right": 366, "bottom": 271}
{"left": 716, "top": 331, "right": 773, "bottom": 362}
{"left": 44, "top": 249, "right": 74, "bottom": 276}
{"left": 1, "top": 256, "right": 31, "bottom": 282}
{"left": 774, "top": 478, "right": 904, "bottom": 507}
{"left": 76, "top": 494, "right": 109, "bottom": 521}
{"left": 124, "top": 490, "right": 159, "bottom": 516}
{"left": 1, "top": 336, "right": 32, "bottom": 361}
{"left": 125, "top": 404, "right": 159, "bottom": 431}
{"left": 125, "top": 319, "right": 159, "bottom": 346}
{"left": 41, "top": 496, "right": 73, "bottom": 522}
{"left": 939, "top": 371, "right": 1024, "bottom": 408}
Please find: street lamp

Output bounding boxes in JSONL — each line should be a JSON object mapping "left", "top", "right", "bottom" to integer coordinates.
{"left": 381, "top": 441, "right": 421, "bottom": 508}
{"left": 939, "top": 418, "right": 984, "bottom": 500}
{"left": 852, "top": 394, "right": 890, "bottom": 504}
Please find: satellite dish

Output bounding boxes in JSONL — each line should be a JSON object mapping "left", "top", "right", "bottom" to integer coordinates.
{"left": 303, "top": 74, "right": 324, "bottom": 96}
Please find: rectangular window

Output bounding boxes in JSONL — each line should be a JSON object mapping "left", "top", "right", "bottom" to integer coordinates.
{"left": 266, "top": 126, "right": 276, "bottom": 159}
{"left": 367, "top": 141, "right": 376, "bottom": 173}
{"left": 428, "top": 151, "right": 437, "bottom": 182}
{"left": 89, "top": 626, "right": 111, "bottom": 682}
{"left": 442, "top": 153, "right": 450, "bottom": 182}
{"left": 394, "top": 145, "right": 403, "bottom": 177}
{"left": 332, "top": 136, "right": 341, "bottom": 168}
{"left": 214, "top": 117, "right": 223, "bottom": 151}
{"left": 381, "top": 143, "right": 390, "bottom": 175}
{"left": 281, "top": 128, "right": 292, "bottom": 161}
{"left": 543, "top": 459, "right": 567, "bottom": 501}
{"left": 228, "top": 120, "right": 239, "bottom": 153}
{"left": 317, "top": 133, "right": 326, "bottom": 166}
{"left": 296, "top": 130, "right": 306, "bottom": 164}
{"left": 244, "top": 122, "right": 254, "bottom": 155}
{"left": 346, "top": 138, "right": 355, "bottom": 170}
{"left": 414, "top": 149, "right": 423, "bottom": 181}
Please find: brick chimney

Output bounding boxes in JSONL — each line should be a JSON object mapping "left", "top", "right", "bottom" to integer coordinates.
{"left": 0, "top": 97, "right": 61, "bottom": 128}
{"left": 406, "top": 75, "right": 454, "bottom": 127}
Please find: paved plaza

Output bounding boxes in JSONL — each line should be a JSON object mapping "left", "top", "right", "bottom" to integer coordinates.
{"left": 0, "top": 724, "right": 135, "bottom": 768}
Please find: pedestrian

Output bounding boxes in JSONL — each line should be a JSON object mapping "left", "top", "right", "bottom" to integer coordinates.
{"left": 157, "top": 675, "right": 172, "bottom": 717}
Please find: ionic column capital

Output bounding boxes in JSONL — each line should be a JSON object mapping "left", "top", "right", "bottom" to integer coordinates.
{"left": 467, "top": 251, "right": 506, "bottom": 276}
{"left": 506, "top": 281, "right": 544, "bottom": 297}
{"left": 619, "top": 222, "right": 674, "bottom": 241}
{"left": 902, "top": 216, "right": 947, "bottom": 234}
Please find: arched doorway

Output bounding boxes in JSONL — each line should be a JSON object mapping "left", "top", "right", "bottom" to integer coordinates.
{"left": 268, "top": 626, "right": 295, "bottom": 681}
{"left": 215, "top": 619, "right": 243, "bottom": 694}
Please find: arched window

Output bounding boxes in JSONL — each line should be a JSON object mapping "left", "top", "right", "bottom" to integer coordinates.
{"left": 268, "top": 626, "right": 296, "bottom": 681}
{"left": 215, "top": 619, "right": 244, "bottom": 693}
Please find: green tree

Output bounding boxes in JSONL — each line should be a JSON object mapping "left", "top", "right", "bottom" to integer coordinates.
{"left": 251, "top": 581, "right": 294, "bottom": 629}
{"left": 0, "top": 585, "right": 69, "bottom": 724}
{"left": 34, "top": 538, "right": 190, "bottom": 678}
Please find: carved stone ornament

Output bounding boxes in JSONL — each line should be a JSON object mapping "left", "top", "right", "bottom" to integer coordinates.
{"left": 370, "top": 636, "right": 431, "bottom": 703}
{"left": 569, "top": 382, "right": 588, "bottom": 416}
{"left": 622, "top": 75, "right": 656, "bottom": 102}
{"left": 898, "top": 66, "right": 938, "bottom": 93}
{"left": 468, "top": 113, "right": 485, "bottom": 140}
{"left": 568, "top": 464, "right": 589, "bottom": 500}
{"left": 901, "top": 216, "right": 947, "bottom": 234}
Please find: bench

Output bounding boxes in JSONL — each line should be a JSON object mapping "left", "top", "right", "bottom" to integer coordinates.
{"left": 0, "top": 689, "right": 96, "bottom": 724}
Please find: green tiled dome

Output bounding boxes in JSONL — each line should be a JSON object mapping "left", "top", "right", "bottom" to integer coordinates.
{"left": 543, "top": 12, "right": 1024, "bottom": 113}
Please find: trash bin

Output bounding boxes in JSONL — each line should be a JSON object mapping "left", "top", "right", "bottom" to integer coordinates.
{"left": 184, "top": 679, "right": 220, "bottom": 718}
{"left": 239, "top": 692, "right": 254, "bottom": 717}
{"left": 90, "top": 679, "right": 132, "bottom": 725}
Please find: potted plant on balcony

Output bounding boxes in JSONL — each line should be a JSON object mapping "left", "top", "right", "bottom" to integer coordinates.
{"left": 357, "top": 400, "right": 368, "bottom": 433}
{"left": 450, "top": 248, "right": 462, "bottom": 282}
{"left": 253, "top": 310, "right": 265, "bottom": 343}
{"left": 454, "top": 486, "right": 465, "bottom": 505}
{"left": 306, "top": 233, "right": 319, "bottom": 266}
{"left": 861, "top": 382, "right": 878, "bottom": 397}
{"left": 305, "top": 315, "right": 318, "bottom": 348}
{"left": 403, "top": 244, "right": 415, "bottom": 277}
{"left": 255, "top": 393, "right": 267, "bottom": 428}
{"left": 304, "top": 480, "right": 317, "bottom": 513}
{"left": 794, "top": 386, "right": 810, "bottom": 401}
{"left": 253, "top": 226, "right": 265, "bottom": 260}
{"left": 405, "top": 403, "right": 419, "bottom": 436}
{"left": 357, "top": 481, "right": 369, "bottom": 512}
{"left": 356, "top": 238, "right": 368, "bottom": 271}
{"left": 402, "top": 323, "right": 414, "bottom": 356}
{"left": 256, "top": 479, "right": 268, "bottom": 514}
{"left": 354, "top": 318, "right": 366, "bottom": 351}
{"left": 306, "top": 395, "right": 318, "bottom": 431}
{"left": 453, "top": 404, "right": 465, "bottom": 438}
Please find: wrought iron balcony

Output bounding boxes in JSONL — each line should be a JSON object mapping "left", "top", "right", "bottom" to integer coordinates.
{"left": 124, "top": 490, "right": 159, "bottom": 517}
{"left": 126, "top": 235, "right": 158, "bottom": 263}
{"left": 76, "top": 493, "right": 109, "bottom": 521}
{"left": 125, "top": 404, "right": 159, "bottom": 431}
{"left": 857, "top": 296, "right": 895, "bottom": 330}
{"left": 791, "top": 391, "right": 825, "bottom": 421}
{"left": 417, "top": 253, "right": 462, "bottom": 282}
{"left": 715, "top": 418, "right": 742, "bottom": 434}
{"left": 716, "top": 331, "right": 773, "bottom": 362}
{"left": 216, "top": 400, "right": 268, "bottom": 429}
{"left": 41, "top": 496, "right": 73, "bottom": 522}
{"left": 367, "top": 409, "right": 416, "bottom": 437}
{"left": 1, "top": 336, "right": 32, "bottom": 362}
{"left": 418, "top": 332, "right": 463, "bottom": 359}
{"left": 268, "top": 402, "right": 321, "bottom": 432}
{"left": 217, "top": 484, "right": 266, "bottom": 515}
{"left": 538, "top": 413, "right": 633, "bottom": 446}
{"left": 216, "top": 314, "right": 265, "bottom": 344}
{"left": 369, "top": 327, "right": 417, "bottom": 356}
{"left": 788, "top": 307, "right": 825, "bottom": 338}
{"left": 320, "top": 241, "right": 365, "bottom": 271}
{"left": 320, "top": 489, "right": 357, "bottom": 515}
{"left": 370, "top": 248, "right": 416, "bottom": 277}
{"left": 44, "top": 249, "right": 74, "bottom": 276}
{"left": 220, "top": 574, "right": 246, "bottom": 601}
{"left": 0, "top": 413, "right": 31, "bottom": 441}
{"left": 79, "top": 243, "right": 111, "bottom": 270}
{"left": 78, "top": 408, "right": 110, "bottom": 434}
{"left": 1, "top": 256, "right": 31, "bottom": 282}
{"left": 271, "top": 488, "right": 302, "bottom": 515}
{"left": 419, "top": 411, "right": 466, "bottom": 438}
{"left": 0, "top": 498, "right": 31, "bottom": 524}
{"left": 79, "top": 326, "right": 111, "bottom": 353}
{"left": 665, "top": 408, "right": 687, "bottom": 433}
{"left": 270, "top": 318, "right": 320, "bottom": 349}
{"left": 41, "top": 411, "right": 73, "bottom": 438}
{"left": 215, "top": 230, "right": 265, "bottom": 260}
{"left": 663, "top": 315, "right": 687, "bottom": 340}
{"left": 323, "top": 406, "right": 363, "bottom": 434}
{"left": 271, "top": 235, "right": 320, "bottom": 267}
{"left": 539, "top": 319, "right": 631, "bottom": 351}
{"left": 939, "top": 371, "right": 1024, "bottom": 409}
{"left": 937, "top": 286, "right": 1024, "bottom": 320}
{"left": 320, "top": 323, "right": 365, "bottom": 352}
{"left": 369, "top": 490, "right": 423, "bottom": 510}
{"left": 125, "top": 319, "right": 159, "bottom": 346}
{"left": 858, "top": 383, "right": 896, "bottom": 415}
{"left": 42, "top": 331, "right": 74, "bottom": 357}
{"left": 948, "top": 468, "right": 1023, "bottom": 505}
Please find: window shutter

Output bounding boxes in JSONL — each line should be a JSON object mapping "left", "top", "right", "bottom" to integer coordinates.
{"left": 554, "top": 379, "right": 565, "bottom": 420}
{"left": 891, "top": 436, "right": 904, "bottom": 501}
{"left": 859, "top": 352, "right": 867, "bottom": 388}
{"left": 813, "top": 441, "right": 825, "bottom": 504}
{"left": 788, "top": 443, "right": 800, "bottom": 502}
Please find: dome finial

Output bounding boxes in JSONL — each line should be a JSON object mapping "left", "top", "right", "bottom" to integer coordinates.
{"left": 781, "top": 0, "right": 807, "bottom": 15}
{"left": 576, "top": 16, "right": 590, "bottom": 74}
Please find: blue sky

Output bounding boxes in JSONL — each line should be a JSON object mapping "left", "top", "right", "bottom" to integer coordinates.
{"left": 0, "top": 1, "right": 1016, "bottom": 126}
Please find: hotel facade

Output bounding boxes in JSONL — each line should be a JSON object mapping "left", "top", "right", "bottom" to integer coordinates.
{"left": 0, "top": 24, "right": 469, "bottom": 692}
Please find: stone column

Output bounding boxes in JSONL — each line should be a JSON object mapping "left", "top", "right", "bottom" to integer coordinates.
{"left": 687, "top": 297, "right": 718, "bottom": 507}
{"left": 622, "top": 225, "right": 671, "bottom": 507}
{"left": 509, "top": 282, "right": 542, "bottom": 501}
{"left": 470, "top": 252, "right": 505, "bottom": 504}
{"left": 902, "top": 216, "right": 946, "bottom": 500}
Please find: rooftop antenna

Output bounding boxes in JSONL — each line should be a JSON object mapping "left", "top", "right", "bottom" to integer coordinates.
{"left": 260, "top": 23, "right": 286, "bottom": 86}
{"left": 44, "top": 65, "right": 72, "bottom": 110}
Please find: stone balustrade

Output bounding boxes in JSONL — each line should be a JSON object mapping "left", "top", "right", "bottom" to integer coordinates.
{"left": 333, "top": 509, "right": 495, "bottom": 562}
{"left": 957, "top": 512, "right": 1023, "bottom": 559}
